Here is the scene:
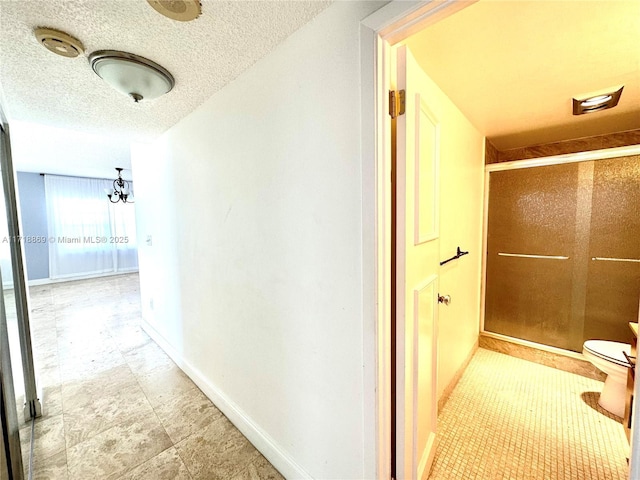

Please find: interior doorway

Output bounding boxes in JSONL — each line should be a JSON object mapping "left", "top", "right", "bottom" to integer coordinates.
{"left": 363, "top": 3, "right": 485, "bottom": 478}
{"left": 365, "top": 1, "right": 640, "bottom": 479}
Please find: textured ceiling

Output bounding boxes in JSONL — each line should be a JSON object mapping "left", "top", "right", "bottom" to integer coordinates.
{"left": 0, "top": 0, "right": 331, "bottom": 176}
{"left": 405, "top": 0, "right": 640, "bottom": 150}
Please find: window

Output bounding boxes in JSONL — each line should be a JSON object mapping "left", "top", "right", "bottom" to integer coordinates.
{"left": 44, "top": 174, "right": 138, "bottom": 279}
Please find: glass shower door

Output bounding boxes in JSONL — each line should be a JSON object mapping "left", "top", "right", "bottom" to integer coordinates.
{"left": 484, "top": 162, "right": 582, "bottom": 351}
{"left": 485, "top": 155, "right": 640, "bottom": 352}
{"left": 584, "top": 155, "right": 640, "bottom": 342}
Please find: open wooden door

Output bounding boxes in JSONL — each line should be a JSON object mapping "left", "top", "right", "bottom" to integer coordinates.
{"left": 394, "top": 45, "right": 440, "bottom": 480}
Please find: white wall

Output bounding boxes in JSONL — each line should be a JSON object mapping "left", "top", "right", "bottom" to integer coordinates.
{"left": 132, "top": 2, "right": 385, "bottom": 479}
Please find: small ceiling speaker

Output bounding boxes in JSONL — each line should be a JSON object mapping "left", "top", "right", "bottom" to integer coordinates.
{"left": 34, "top": 27, "right": 84, "bottom": 58}
{"left": 146, "top": 0, "right": 201, "bottom": 21}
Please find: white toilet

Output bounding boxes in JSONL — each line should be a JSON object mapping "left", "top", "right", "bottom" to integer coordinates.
{"left": 582, "top": 340, "right": 631, "bottom": 418}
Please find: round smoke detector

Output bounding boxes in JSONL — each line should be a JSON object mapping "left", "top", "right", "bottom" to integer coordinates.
{"left": 146, "top": 0, "right": 201, "bottom": 22}
{"left": 34, "top": 28, "right": 84, "bottom": 58}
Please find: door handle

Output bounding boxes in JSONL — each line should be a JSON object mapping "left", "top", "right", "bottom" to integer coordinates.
{"left": 592, "top": 257, "right": 640, "bottom": 263}
{"left": 438, "top": 294, "right": 451, "bottom": 306}
{"left": 623, "top": 351, "right": 636, "bottom": 370}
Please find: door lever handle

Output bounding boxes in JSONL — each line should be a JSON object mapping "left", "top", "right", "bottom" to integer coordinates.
{"left": 623, "top": 351, "right": 636, "bottom": 370}
{"left": 438, "top": 294, "right": 451, "bottom": 306}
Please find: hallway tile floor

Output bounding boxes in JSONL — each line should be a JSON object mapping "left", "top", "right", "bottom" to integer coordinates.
{"left": 428, "top": 348, "right": 630, "bottom": 480}
{"left": 18, "top": 273, "right": 284, "bottom": 480}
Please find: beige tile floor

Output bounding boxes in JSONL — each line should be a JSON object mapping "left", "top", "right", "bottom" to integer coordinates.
{"left": 429, "top": 348, "right": 630, "bottom": 480}
{"left": 16, "top": 273, "right": 284, "bottom": 480}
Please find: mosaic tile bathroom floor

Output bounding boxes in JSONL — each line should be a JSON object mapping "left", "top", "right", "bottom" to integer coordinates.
{"left": 18, "top": 273, "right": 284, "bottom": 480}
{"left": 429, "top": 348, "right": 629, "bottom": 480}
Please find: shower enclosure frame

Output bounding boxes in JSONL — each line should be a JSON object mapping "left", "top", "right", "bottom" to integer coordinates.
{"left": 480, "top": 143, "right": 640, "bottom": 358}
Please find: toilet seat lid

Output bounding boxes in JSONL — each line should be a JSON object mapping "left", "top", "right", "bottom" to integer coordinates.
{"left": 583, "top": 340, "right": 630, "bottom": 367}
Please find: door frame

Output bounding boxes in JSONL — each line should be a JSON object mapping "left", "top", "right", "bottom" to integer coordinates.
{"left": 363, "top": 2, "right": 640, "bottom": 478}
{"left": 360, "top": 1, "right": 476, "bottom": 478}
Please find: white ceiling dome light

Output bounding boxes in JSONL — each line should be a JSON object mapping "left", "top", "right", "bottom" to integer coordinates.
{"left": 146, "top": 0, "right": 202, "bottom": 22}
{"left": 89, "top": 50, "right": 175, "bottom": 103}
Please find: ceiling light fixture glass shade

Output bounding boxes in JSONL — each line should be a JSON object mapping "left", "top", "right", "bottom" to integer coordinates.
{"left": 106, "top": 168, "right": 134, "bottom": 203}
{"left": 89, "top": 50, "right": 174, "bottom": 103}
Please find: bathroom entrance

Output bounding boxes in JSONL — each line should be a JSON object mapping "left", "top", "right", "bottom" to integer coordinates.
{"left": 484, "top": 152, "right": 640, "bottom": 352}
{"left": 366, "top": 0, "right": 640, "bottom": 477}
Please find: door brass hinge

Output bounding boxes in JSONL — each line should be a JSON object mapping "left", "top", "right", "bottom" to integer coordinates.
{"left": 389, "top": 90, "right": 405, "bottom": 119}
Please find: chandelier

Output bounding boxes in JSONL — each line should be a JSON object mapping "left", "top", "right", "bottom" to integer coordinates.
{"left": 106, "top": 168, "right": 133, "bottom": 203}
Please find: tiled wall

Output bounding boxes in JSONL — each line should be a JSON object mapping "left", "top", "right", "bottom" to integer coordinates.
{"left": 486, "top": 128, "right": 640, "bottom": 163}
{"left": 484, "top": 138, "right": 498, "bottom": 164}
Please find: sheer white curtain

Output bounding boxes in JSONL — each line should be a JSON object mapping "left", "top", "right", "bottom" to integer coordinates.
{"left": 110, "top": 201, "right": 138, "bottom": 272}
{"left": 45, "top": 174, "right": 138, "bottom": 279}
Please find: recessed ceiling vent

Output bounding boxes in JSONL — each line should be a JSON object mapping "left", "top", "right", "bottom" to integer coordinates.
{"left": 573, "top": 86, "right": 624, "bottom": 115}
{"left": 146, "top": 0, "right": 201, "bottom": 21}
{"left": 34, "top": 28, "right": 84, "bottom": 58}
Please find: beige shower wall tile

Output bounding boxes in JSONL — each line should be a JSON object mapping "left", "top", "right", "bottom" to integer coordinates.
{"left": 494, "top": 128, "right": 640, "bottom": 163}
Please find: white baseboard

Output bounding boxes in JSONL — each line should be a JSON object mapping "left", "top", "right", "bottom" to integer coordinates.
{"left": 141, "top": 319, "right": 312, "bottom": 480}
